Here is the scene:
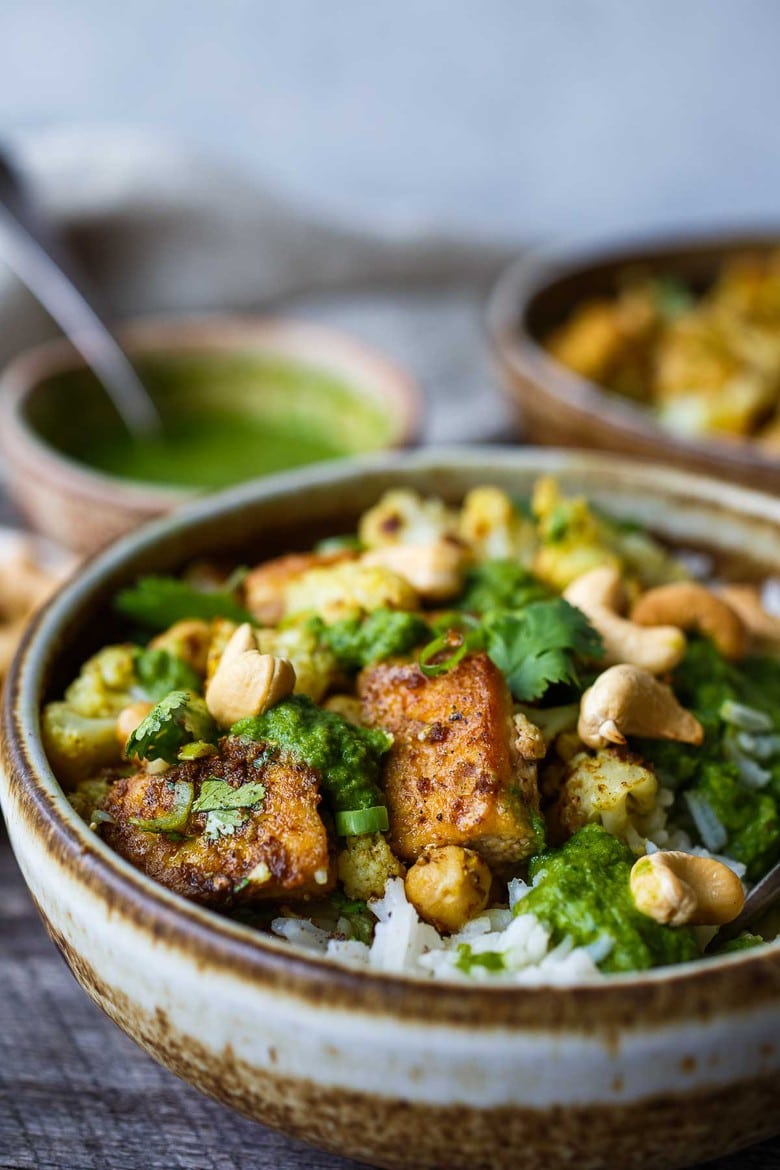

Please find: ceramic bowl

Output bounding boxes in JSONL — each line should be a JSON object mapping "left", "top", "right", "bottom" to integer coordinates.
{"left": 488, "top": 230, "right": 780, "bottom": 493}
{"left": 0, "top": 315, "right": 421, "bottom": 555}
{"left": 1, "top": 448, "right": 779, "bottom": 1170}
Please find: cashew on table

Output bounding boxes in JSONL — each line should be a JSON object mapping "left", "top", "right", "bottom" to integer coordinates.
{"left": 577, "top": 663, "right": 703, "bottom": 751}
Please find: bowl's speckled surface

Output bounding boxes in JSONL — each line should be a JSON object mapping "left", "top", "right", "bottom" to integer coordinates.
{"left": 1, "top": 448, "right": 779, "bottom": 1170}
{"left": 488, "top": 231, "right": 780, "bottom": 493}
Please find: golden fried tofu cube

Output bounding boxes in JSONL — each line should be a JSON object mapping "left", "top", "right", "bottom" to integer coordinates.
{"left": 100, "top": 737, "right": 334, "bottom": 906}
{"left": 359, "top": 652, "right": 539, "bottom": 867}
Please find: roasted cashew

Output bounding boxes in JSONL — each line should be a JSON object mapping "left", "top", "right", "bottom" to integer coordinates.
{"left": 564, "top": 566, "right": 686, "bottom": 674}
{"left": 630, "top": 850, "right": 744, "bottom": 926}
{"left": 360, "top": 538, "right": 468, "bottom": 601}
{"left": 577, "top": 664, "right": 703, "bottom": 750}
{"left": 404, "top": 845, "right": 492, "bottom": 933}
{"left": 205, "top": 623, "right": 296, "bottom": 727}
{"left": 718, "top": 584, "right": 780, "bottom": 651}
{"left": 116, "top": 701, "right": 155, "bottom": 750}
{"left": 631, "top": 583, "right": 747, "bottom": 661}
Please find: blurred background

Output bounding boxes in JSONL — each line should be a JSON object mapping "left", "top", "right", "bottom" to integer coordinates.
{"left": 0, "top": 0, "right": 778, "bottom": 447}
{"left": 3, "top": 0, "right": 780, "bottom": 238}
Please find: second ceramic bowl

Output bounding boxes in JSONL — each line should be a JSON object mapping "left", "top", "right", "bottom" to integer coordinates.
{"left": 0, "top": 315, "right": 421, "bottom": 553}
{"left": 488, "top": 230, "right": 780, "bottom": 492}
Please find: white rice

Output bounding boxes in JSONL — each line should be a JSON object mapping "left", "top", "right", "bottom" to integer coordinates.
{"left": 271, "top": 877, "right": 604, "bottom": 984}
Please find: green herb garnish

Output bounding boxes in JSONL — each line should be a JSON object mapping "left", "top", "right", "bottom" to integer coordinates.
{"left": 482, "top": 599, "right": 603, "bottom": 702}
{"left": 454, "top": 944, "right": 505, "bottom": 974}
{"left": 458, "top": 560, "right": 550, "bottom": 615}
{"left": 115, "top": 575, "right": 252, "bottom": 630}
{"left": 334, "top": 805, "right": 390, "bottom": 836}
{"left": 129, "top": 779, "right": 194, "bottom": 834}
{"left": 135, "top": 647, "right": 201, "bottom": 701}
{"left": 192, "top": 777, "right": 267, "bottom": 840}
{"left": 125, "top": 691, "right": 218, "bottom": 765}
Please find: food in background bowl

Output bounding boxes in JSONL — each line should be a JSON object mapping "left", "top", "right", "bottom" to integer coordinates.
{"left": 545, "top": 249, "right": 780, "bottom": 448}
{"left": 44, "top": 476, "right": 778, "bottom": 980}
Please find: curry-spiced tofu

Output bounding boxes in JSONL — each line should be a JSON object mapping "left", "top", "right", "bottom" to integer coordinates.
{"left": 100, "top": 736, "right": 334, "bottom": 906}
{"left": 359, "top": 652, "right": 539, "bottom": 867}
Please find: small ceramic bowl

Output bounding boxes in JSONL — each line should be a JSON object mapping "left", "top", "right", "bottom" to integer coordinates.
{"left": 488, "top": 230, "right": 780, "bottom": 492}
{"left": 0, "top": 315, "right": 421, "bottom": 554}
{"left": 1, "top": 449, "right": 779, "bottom": 1170}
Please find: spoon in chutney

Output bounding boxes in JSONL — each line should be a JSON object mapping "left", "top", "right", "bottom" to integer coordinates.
{"left": 0, "top": 148, "right": 161, "bottom": 438}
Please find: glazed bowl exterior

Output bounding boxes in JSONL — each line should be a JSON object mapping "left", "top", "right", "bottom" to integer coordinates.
{"left": 488, "top": 230, "right": 780, "bottom": 493}
{"left": 1, "top": 448, "right": 779, "bottom": 1170}
{"left": 0, "top": 315, "right": 421, "bottom": 554}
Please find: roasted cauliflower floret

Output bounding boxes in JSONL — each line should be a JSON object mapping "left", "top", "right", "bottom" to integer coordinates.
{"left": 556, "top": 748, "right": 659, "bottom": 853}
{"left": 42, "top": 702, "right": 122, "bottom": 786}
{"left": 243, "top": 550, "right": 355, "bottom": 625}
{"left": 458, "top": 486, "right": 536, "bottom": 564}
{"left": 286, "top": 560, "right": 418, "bottom": 625}
{"left": 359, "top": 489, "right": 459, "bottom": 549}
{"left": 337, "top": 831, "right": 406, "bottom": 901}
{"left": 531, "top": 477, "right": 622, "bottom": 591}
{"left": 63, "top": 644, "right": 139, "bottom": 718}
{"left": 149, "top": 619, "right": 212, "bottom": 675}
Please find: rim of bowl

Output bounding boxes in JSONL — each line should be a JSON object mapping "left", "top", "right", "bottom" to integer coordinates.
{"left": 486, "top": 227, "right": 780, "bottom": 474}
{"left": 4, "top": 446, "right": 779, "bottom": 1030}
{"left": 0, "top": 313, "right": 423, "bottom": 507}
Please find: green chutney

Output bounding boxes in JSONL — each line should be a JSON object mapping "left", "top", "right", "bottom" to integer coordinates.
{"left": 31, "top": 352, "right": 394, "bottom": 489}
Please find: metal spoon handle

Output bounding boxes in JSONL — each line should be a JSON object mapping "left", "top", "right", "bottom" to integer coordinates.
{"left": 716, "top": 862, "right": 780, "bottom": 943}
{"left": 0, "top": 156, "right": 161, "bottom": 438}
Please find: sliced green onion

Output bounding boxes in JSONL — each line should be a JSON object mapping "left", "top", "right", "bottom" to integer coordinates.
{"left": 130, "top": 779, "right": 194, "bottom": 834}
{"left": 334, "top": 805, "right": 389, "bottom": 836}
{"left": 719, "top": 699, "right": 773, "bottom": 733}
{"left": 178, "top": 740, "right": 218, "bottom": 761}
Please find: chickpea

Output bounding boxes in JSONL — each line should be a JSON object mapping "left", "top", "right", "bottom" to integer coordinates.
{"left": 404, "top": 845, "right": 492, "bottom": 933}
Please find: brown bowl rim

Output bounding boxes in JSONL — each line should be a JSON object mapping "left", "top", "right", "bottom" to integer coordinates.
{"left": 3, "top": 447, "right": 779, "bottom": 1032}
{"left": 486, "top": 227, "right": 780, "bottom": 474}
{"left": 0, "top": 312, "right": 423, "bottom": 509}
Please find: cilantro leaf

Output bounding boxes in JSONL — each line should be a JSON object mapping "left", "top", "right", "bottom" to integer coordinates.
{"left": 458, "top": 560, "right": 550, "bottom": 615}
{"left": 192, "top": 777, "right": 266, "bottom": 841}
{"left": 125, "top": 691, "right": 218, "bottom": 764}
{"left": 454, "top": 944, "right": 505, "bottom": 974}
{"left": 192, "top": 778, "right": 266, "bottom": 812}
{"left": 115, "top": 575, "right": 252, "bottom": 630}
{"left": 483, "top": 599, "right": 603, "bottom": 702}
{"left": 135, "top": 647, "right": 201, "bottom": 701}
